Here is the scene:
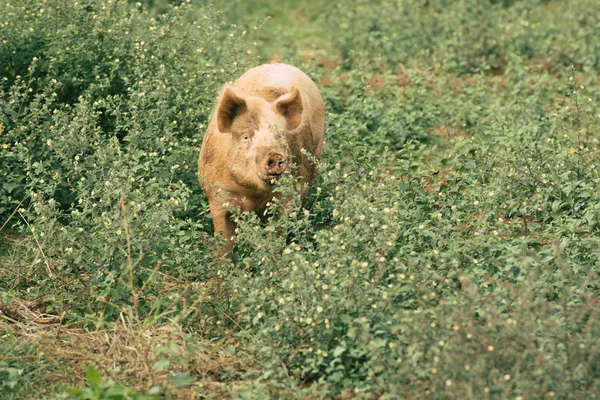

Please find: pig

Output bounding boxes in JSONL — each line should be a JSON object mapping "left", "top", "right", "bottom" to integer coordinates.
{"left": 198, "top": 63, "right": 325, "bottom": 253}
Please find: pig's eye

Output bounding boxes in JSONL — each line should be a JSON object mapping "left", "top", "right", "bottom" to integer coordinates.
{"left": 242, "top": 135, "right": 251, "bottom": 142}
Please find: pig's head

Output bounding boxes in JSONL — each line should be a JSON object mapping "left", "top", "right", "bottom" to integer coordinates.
{"left": 216, "top": 85, "right": 303, "bottom": 194}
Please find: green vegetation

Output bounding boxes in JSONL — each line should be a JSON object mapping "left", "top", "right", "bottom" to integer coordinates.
{"left": 1, "top": 0, "right": 599, "bottom": 398}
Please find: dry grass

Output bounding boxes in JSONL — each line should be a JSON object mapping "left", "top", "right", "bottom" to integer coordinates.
{"left": 0, "top": 298, "right": 251, "bottom": 398}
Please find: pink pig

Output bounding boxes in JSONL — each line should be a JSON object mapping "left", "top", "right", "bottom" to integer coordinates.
{"left": 198, "top": 63, "right": 325, "bottom": 253}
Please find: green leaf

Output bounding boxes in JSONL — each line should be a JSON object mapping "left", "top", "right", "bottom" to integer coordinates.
{"left": 152, "top": 359, "right": 170, "bottom": 371}
{"left": 86, "top": 365, "right": 102, "bottom": 387}
{"left": 148, "top": 386, "right": 162, "bottom": 395}
{"left": 63, "top": 387, "right": 84, "bottom": 395}
{"left": 333, "top": 345, "right": 346, "bottom": 358}
{"left": 170, "top": 373, "right": 195, "bottom": 388}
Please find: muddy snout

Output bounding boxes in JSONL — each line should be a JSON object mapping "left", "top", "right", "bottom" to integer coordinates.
{"left": 264, "top": 153, "right": 287, "bottom": 179}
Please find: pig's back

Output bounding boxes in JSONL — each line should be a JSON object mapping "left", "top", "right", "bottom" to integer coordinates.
{"left": 234, "top": 64, "right": 307, "bottom": 94}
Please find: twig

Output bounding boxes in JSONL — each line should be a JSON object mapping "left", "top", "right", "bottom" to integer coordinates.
{"left": 0, "top": 195, "right": 28, "bottom": 233}
{"left": 17, "top": 210, "right": 54, "bottom": 275}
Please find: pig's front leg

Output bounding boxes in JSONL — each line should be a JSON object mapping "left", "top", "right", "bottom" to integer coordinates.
{"left": 209, "top": 200, "right": 235, "bottom": 255}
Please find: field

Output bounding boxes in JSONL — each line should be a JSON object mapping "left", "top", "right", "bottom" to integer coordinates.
{"left": 1, "top": 0, "right": 600, "bottom": 398}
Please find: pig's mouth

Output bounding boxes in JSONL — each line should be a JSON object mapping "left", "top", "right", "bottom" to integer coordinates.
{"left": 258, "top": 171, "right": 284, "bottom": 184}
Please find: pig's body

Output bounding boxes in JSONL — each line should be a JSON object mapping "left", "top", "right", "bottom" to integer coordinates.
{"left": 198, "top": 63, "right": 325, "bottom": 252}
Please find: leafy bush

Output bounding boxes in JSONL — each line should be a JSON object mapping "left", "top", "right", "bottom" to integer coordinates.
{"left": 321, "top": 0, "right": 600, "bottom": 74}
{"left": 0, "top": 0, "right": 258, "bottom": 320}
{"left": 64, "top": 365, "right": 160, "bottom": 400}
{"left": 219, "top": 96, "right": 600, "bottom": 397}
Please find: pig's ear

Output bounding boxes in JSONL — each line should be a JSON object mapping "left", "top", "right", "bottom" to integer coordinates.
{"left": 273, "top": 86, "right": 303, "bottom": 130}
{"left": 217, "top": 86, "right": 247, "bottom": 133}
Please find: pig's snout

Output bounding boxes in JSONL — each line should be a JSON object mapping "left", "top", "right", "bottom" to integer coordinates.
{"left": 265, "top": 153, "right": 287, "bottom": 176}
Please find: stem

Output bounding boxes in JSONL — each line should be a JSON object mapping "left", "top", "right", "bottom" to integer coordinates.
{"left": 120, "top": 193, "right": 139, "bottom": 324}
